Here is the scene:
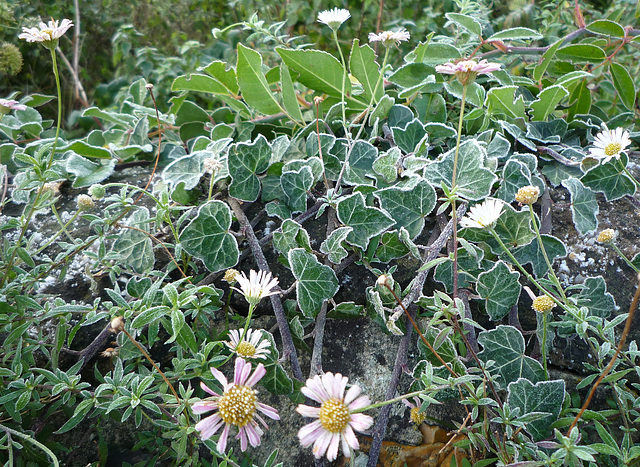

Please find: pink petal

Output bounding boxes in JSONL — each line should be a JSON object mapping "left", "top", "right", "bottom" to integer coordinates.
{"left": 195, "top": 414, "right": 224, "bottom": 440}
{"left": 301, "top": 375, "right": 330, "bottom": 403}
{"left": 245, "top": 363, "right": 266, "bottom": 387}
{"left": 342, "top": 424, "right": 360, "bottom": 452}
{"left": 296, "top": 404, "right": 320, "bottom": 418}
{"left": 238, "top": 425, "right": 248, "bottom": 451}
{"left": 343, "top": 385, "right": 362, "bottom": 405}
{"left": 258, "top": 402, "right": 279, "bottom": 420}
{"left": 312, "top": 430, "right": 334, "bottom": 459}
{"left": 210, "top": 366, "right": 228, "bottom": 388}
{"left": 298, "top": 420, "right": 324, "bottom": 447}
{"left": 347, "top": 394, "right": 371, "bottom": 411}
{"left": 234, "top": 357, "right": 251, "bottom": 385}
{"left": 325, "top": 431, "right": 341, "bottom": 461}
{"left": 200, "top": 381, "right": 220, "bottom": 397}
{"left": 192, "top": 400, "right": 217, "bottom": 414}
{"left": 216, "top": 423, "right": 231, "bottom": 453}
{"left": 243, "top": 423, "right": 262, "bottom": 448}
{"left": 349, "top": 413, "right": 374, "bottom": 432}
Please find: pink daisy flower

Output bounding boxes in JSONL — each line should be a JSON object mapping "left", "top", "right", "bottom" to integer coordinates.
{"left": 232, "top": 269, "right": 279, "bottom": 307}
{"left": 192, "top": 358, "right": 279, "bottom": 453}
{"left": 436, "top": 59, "right": 501, "bottom": 85}
{"left": 19, "top": 19, "right": 74, "bottom": 49}
{"left": 296, "top": 372, "right": 373, "bottom": 461}
{"left": 0, "top": 99, "right": 27, "bottom": 114}
{"left": 225, "top": 328, "right": 271, "bottom": 360}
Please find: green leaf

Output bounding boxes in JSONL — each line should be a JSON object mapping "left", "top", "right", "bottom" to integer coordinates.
{"left": 511, "top": 234, "right": 566, "bottom": 278}
{"left": 495, "top": 159, "right": 532, "bottom": 202}
{"left": 162, "top": 140, "right": 232, "bottom": 191}
{"left": 587, "top": 20, "right": 625, "bottom": 37}
{"left": 576, "top": 276, "right": 616, "bottom": 318}
{"left": 567, "top": 79, "right": 591, "bottom": 119}
{"left": 228, "top": 134, "right": 271, "bottom": 201}
{"left": 610, "top": 63, "right": 636, "bottom": 110}
{"left": 66, "top": 154, "right": 115, "bottom": 188}
{"left": 289, "top": 248, "right": 339, "bottom": 318}
{"left": 61, "top": 140, "right": 111, "bottom": 159}
{"left": 562, "top": 178, "right": 598, "bottom": 234}
{"left": 446, "top": 13, "right": 482, "bottom": 36}
{"left": 281, "top": 166, "right": 313, "bottom": 213}
{"left": 372, "top": 147, "right": 401, "bottom": 183}
{"left": 273, "top": 219, "right": 311, "bottom": 259}
{"left": 477, "top": 325, "right": 545, "bottom": 387}
{"left": 328, "top": 302, "right": 363, "bottom": 319}
{"left": 556, "top": 44, "right": 607, "bottom": 62}
{"left": 349, "top": 39, "right": 383, "bottom": 102}
{"left": 434, "top": 244, "right": 483, "bottom": 292}
{"left": 261, "top": 363, "right": 293, "bottom": 395}
{"left": 476, "top": 261, "right": 521, "bottom": 321}
{"left": 411, "top": 42, "right": 461, "bottom": 66}
{"left": 131, "top": 306, "right": 171, "bottom": 329}
{"left": 392, "top": 118, "right": 427, "bottom": 155}
{"left": 171, "top": 72, "right": 248, "bottom": 115}
{"left": 280, "top": 62, "right": 304, "bottom": 122}
{"left": 423, "top": 139, "right": 497, "bottom": 200}
{"left": 530, "top": 85, "right": 569, "bottom": 121}
{"left": 375, "top": 177, "right": 436, "bottom": 239}
{"left": 200, "top": 60, "right": 240, "bottom": 94}
{"left": 320, "top": 226, "right": 353, "bottom": 264}
{"left": 336, "top": 192, "right": 395, "bottom": 250}
{"left": 526, "top": 119, "right": 566, "bottom": 143}
{"left": 533, "top": 38, "right": 563, "bottom": 82}
{"left": 581, "top": 154, "right": 636, "bottom": 201}
{"left": 236, "top": 43, "right": 282, "bottom": 115}
{"left": 375, "top": 230, "right": 410, "bottom": 263}
{"left": 178, "top": 200, "right": 239, "bottom": 273}
{"left": 507, "top": 379, "right": 565, "bottom": 441}
{"left": 111, "top": 208, "right": 155, "bottom": 273}
{"left": 487, "top": 27, "right": 543, "bottom": 42}
{"left": 486, "top": 86, "right": 526, "bottom": 119}
{"left": 343, "top": 140, "right": 379, "bottom": 185}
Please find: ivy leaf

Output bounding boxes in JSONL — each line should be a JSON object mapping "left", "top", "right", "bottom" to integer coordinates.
{"left": 476, "top": 261, "right": 521, "bottom": 321}
{"left": 392, "top": 118, "right": 427, "bottom": 155}
{"left": 273, "top": 219, "right": 311, "bottom": 259}
{"left": 375, "top": 230, "right": 410, "bottom": 263}
{"left": 434, "top": 245, "right": 483, "bottom": 293}
{"left": 228, "top": 134, "right": 271, "bottom": 201}
{"left": 375, "top": 177, "right": 437, "bottom": 239}
{"left": 530, "top": 85, "right": 569, "bottom": 121}
{"left": 349, "top": 39, "right": 383, "bottom": 102}
{"left": 111, "top": 208, "right": 154, "bottom": 273}
{"left": 162, "top": 140, "right": 232, "bottom": 191}
{"left": 580, "top": 154, "right": 636, "bottom": 201}
{"left": 495, "top": 159, "right": 532, "bottom": 203}
{"left": 372, "top": 147, "right": 401, "bottom": 183}
{"left": 576, "top": 276, "right": 616, "bottom": 318}
{"left": 477, "top": 325, "right": 545, "bottom": 387}
{"left": 463, "top": 202, "right": 535, "bottom": 254}
{"left": 562, "top": 178, "right": 599, "bottom": 234}
{"left": 486, "top": 86, "right": 526, "bottom": 120}
{"left": 178, "top": 200, "right": 239, "bottom": 273}
{"left": 507, "top": 378, "right": 565, "bottom": 441}
{"left": 320, "top": 227, "right": 353, "bottom": 264}
{"left": 289, "top": 249, "right": 339, "bottom": 318}
{"left": 66, "top": 154, "right": 115, "bottom": 188}
{"left": 281, "top": 166, "right": 313, "bottom": 213}
{"left": 423, "top": 139, "right": 497, "bottom": 200}
{"left": 261, "top": 363, "right": 293, "bottom": 395}
{"left": 511, "top": 234, "right": 567, "bottom": 278}
{"left": 344, "top": 140, "right": 379, "bottom": 185}
{"left": 336, "top": 192, "right": 395, "bottom": 250}
{"left": 526, "top": 119, "right": 567, "bottom": 144}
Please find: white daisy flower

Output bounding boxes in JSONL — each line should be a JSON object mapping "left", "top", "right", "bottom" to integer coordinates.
{"left": 317, "top": 8, "right": 351, "bottom": 31}
{"left": 19, "top": 19, "right": 74, "bottom": 49}
{"left": 459, "top": 198, "right": 504, "bottom": 230}
{"left": 588, "top": 124, "right": 631, "bottom": 164}
{"left": 368, "top": 29, "right": 410, "bottom": 47}
{"left": 226, "top": 328, "right": 271, "bottom": 360}
{"left": 232, "top": 270, "right": 279, "bottom": 307}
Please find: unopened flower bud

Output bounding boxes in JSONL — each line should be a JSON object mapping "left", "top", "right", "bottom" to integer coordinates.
{"left": 88, "top": 184, "right": 105, "bottom": 200}
{"left": 377, "top": 274, "right": 390, "bottom": 287}
{"left": 223, "top": 268, "right": 239, "bottom": 284}
{"left": 597, "top": 229, "right": 616, "bottom": 244}
{"left": 76, "top": 194, "right": 95, "bottom": 211}
{"left": 145, "top": 83, "right": 154, "bottom": 91}
{"left": 110, "top": 316, "right": 125, "bottom": 333}
{"left": 515, "top": 185, "right": 540, "bottom": 205}
{"left": 532, "top": 295, "right": 555, "bottom": 313}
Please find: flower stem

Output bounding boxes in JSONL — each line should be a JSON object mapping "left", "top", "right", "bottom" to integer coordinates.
{"left": 452, "top": 84, "right": 467, "bottom": 189}
{"left": 333, "top": 29, "right": 349, "bottom": 138}
{"left": 541, "top": 311, "right": 549, "bottom": 379}
{"left": 610, "top": 243, "right": 640, "bottom": 274}
{"left": 351, "top": 388, "right": 444, "bottom": 414}
{"left": 48, "top": 47, "right": 63, "bottom": 168}
{"left": 0, "top": 423, "right": 59, "bottom": 466}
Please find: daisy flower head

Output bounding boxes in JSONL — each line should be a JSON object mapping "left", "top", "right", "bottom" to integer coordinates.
{"left": 226, "top": 328, "right": 271, "bottom": 360}
{"left": 317, "top": 8, "right": 351, "bottom": 31}
{"left": 19, "top": 19, "right": 74, "bottom": 50}
{"left": 403, "top": 396, "right": 427, "bottom": 426}
{"left": 436, "top": 59, "right": 501, "bottom": 86}
{"left": 588, "top": 124, "right": 631, "bottom": 164}
{"left": 515, "top": 185, "right": 540, "bottom": 205}
{"left": 0, "top": 99, "right": 26, "bottom": 115}
{"left": 597, "top": 228, "right": 616, "bottom": 244}
{"left": 296, "top": 372, "right": 373, "bottom": 461}
{"left": 232, "top": 269, "right": 279, "bottom": 307}
{"left": 459, "top": 198, "right": 504, "bottom": 230}
{"left": 368, "top": 29, "right": 410, "bottom": 48}
{"left": 532, "top": 295, "right": 556, "bottom": 314}
{"left": 192, "top": 358, "right": 279, "bottom": 453}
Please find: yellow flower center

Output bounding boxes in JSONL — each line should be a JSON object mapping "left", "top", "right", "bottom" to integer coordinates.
{"left": 42, "top": 29, "right": 54, "bottom": 40}
{"left": 319, "top": 398, "right": 350, "bottom": 433}
{"left": 217, "top": 385, "right": 257, "bottom": 427}
{"left": 410, "top": 407, "right": 426, "bottom": 425}
{"left": 532, "top": 295, "right": 555, "bottom": 313}
{"left": 235, "top": 341, "right": 257, "bottom": 357}
{"left": 604, "top": 142, "right": 622, "bottom": 157}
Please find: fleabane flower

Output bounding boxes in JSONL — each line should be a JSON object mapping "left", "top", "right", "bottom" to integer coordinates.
{"left": 296, "top": 372, "right": 373, "bottom": 461}
{"left": 532, "top": 295, "right": 556, "bottom": 313}
{"left": 317, "top": 8, "right": 351, "bottom": 31}
{"left": 515, "top": 185, "right": 540, "bottom": 205}
{"left": 368, "top": 29, "right": 410, "bottom": 47}
{"left": 588, "top": 124, "right": 631, "bottom": 164}
{"left": 436, "top": 59, "right": 501, "bottom": 85}
{"left": 232, "top": 270, "right": 279, "bottom": 307}
{"left": 597, "top": 228, "right": 616, "bottom": 244}
{"left": 226, "top": 328, "right": 271, "bottom": 360}
{"left": 459, "top": 198, "right": 504, "bottom": 230}
{"left": 0, "top": 98, "right": 27, "bottom": 115}
{"left": 19, "top": 19, "right": 74, "bottom": 49}
{"left": 192, "top": 358, "right": 279, "bottom": 453}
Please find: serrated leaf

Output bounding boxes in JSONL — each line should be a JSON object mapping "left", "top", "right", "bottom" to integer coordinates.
{"left": 237, "top": 43, "right": 282, "bottom": 115}
{"left": 228, "top": 134, "right": 271, "bottom": 201}
{"left": 178, "top": 200, "right": 239, "bottom": 273}
{"left": 375, "top": 177, "right": 436, "bottom": 239}
{"left": 336, "top": 192, "right": 395, "bottom": 250}
{"left": 320, "top": 226, "right": 353, "bottom": 264}
{"left": 576, "top": 276, "right": 615, "bottom": 318}
{"left": 511, "top": 234, "right": 567, "bottom": 278}
{"left": 289, "top": 249, "right": 339, "bottom": 318}
{"left": 610, "top": 63, "right": 636, "bottom": 110}
{"left": 477, "top": 325, "right": 545, "bottom": 387}
{"left": 423, "top": 139, "right": 497, "bottom": 200}
{"left": 281, "top": 166, "right": 313, "bottom": 213}
{"left": 273, "top": 219, "right": 311, "bottom": 258}
{"left": 507, "top": 378, "right": 565, "bottom": 441}
{"left": 557, "top": 44, "right": 607, "bottom": 62}
{"left": 581, "top": 154, "right": 636, "bottom": 201}
{"left": 486, "top": 86, "right": 526, "bottom": 119}
{"left": 562, "top": 178, "right": 598, "bottom": 234}
{"left": 349, "top": 39, "right": 383, "bottom": 102}
{"left": 446, "top": 13, "right": 482, "bottom": 36}
{"left": 487, "top": 27, "right": 542, "bottom": 41}
{"left": 476, "top": 261, "right": 521, "bottom": 321}
{"left": 66, "top": 154, "right": 116, "bottom": 188}
{"left": 111, "top": 208, "right": 154, "bottom": 273}
{"left": 530, "top": 85, "right": 569, "bottom": 121}
{"left": 280, "top": 62, "right": 304, "bottom": 122}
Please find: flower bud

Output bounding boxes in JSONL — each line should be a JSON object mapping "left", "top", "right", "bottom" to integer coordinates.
{"left": 597, "top": 229, "right": 616, "bottom": 244}
{"left": 532, "top": 295, "right": 555, "bottom": 313}
{"left": 515, "top": 185, "right": 540, "bottom": 205}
